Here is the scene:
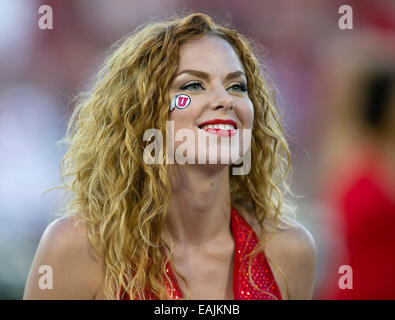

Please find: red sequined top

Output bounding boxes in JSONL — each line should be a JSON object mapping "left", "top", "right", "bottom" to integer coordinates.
{"left": 121, "top": 206, "right": 282, "bottom": 300}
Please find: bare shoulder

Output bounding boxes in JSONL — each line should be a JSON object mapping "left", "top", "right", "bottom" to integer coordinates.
{"left": 263, "top": 216, "right": 317, "bottom": 300}
{"left": 23, "top": 215, "right": 106, "bottom": 299}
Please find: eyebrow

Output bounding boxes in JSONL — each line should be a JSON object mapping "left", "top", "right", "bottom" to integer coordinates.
{"left": 175, "top": 69, "right": 246, "bottom": 81}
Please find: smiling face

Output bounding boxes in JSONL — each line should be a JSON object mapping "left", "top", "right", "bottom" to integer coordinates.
{"left": 168, "top": 35, "right": 254, "bottom": 165}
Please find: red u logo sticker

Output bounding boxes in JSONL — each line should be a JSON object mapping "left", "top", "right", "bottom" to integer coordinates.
{"left": 177, "top": 96, "right": 189, "bottom": 108}
{"left": 170, "top": 94, "right": 191, "bottom": 111}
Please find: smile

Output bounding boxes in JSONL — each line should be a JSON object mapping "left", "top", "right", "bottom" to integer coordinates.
{"left": 197, "top": 119, "right": 238, "bottom": 137}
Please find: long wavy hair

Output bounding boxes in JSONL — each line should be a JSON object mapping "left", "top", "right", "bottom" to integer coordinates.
{"left": 55, "top": 12, "right": 295, "bottom": 300}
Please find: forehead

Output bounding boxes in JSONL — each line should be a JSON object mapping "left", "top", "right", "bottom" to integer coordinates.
{"left": 177, "top": 35, "right": 244, "bottom": 72}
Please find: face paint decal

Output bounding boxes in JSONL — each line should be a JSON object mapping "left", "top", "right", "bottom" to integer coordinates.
{"left": 169, "top": 94, "right": 191, "bottom": 112}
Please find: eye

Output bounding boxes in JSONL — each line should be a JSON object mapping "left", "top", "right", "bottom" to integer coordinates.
{"left": 180, "top": 81, "right": 205, "bottom": 91}
{"left": 228, "top": 82, "right": 248, "bottom": 92}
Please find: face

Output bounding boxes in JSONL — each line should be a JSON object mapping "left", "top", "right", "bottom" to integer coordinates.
{"left": 167, "top": 35, "right": 254, "bottom": 166}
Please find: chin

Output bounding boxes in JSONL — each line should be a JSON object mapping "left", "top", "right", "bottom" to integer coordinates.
{"left": 194, "top": 147, "right": 241, "bottom": 165}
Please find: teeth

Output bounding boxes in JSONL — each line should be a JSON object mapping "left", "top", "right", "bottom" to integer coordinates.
{"left": 200, "top": 124, "right": 235, "bottom": 130}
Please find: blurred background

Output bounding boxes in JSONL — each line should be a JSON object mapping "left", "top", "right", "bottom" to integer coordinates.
{"left": 0, "top": 0, "right": 394, "bottom": 299}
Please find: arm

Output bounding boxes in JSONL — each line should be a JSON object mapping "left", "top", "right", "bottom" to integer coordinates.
{"left": 23, "top": 216, "right": 105, "bottom": 299}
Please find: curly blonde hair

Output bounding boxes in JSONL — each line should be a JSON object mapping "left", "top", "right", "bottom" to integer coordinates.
{"left": 54, "top": 12, "right": 295, "bottom": 300}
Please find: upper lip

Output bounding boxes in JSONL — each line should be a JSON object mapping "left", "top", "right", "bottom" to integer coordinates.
{"left": 197, "top": 119, "right": 238, "bottom": 129}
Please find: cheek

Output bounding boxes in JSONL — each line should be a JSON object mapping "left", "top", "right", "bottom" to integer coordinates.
{"left": 168, "top": 101, "right": 200, "bottom": 129}
{"left": 239, "top": 101, "right": 254, "bottom": 128}
{"left": 169, "top": 112, "right": 192, "bottom": 132}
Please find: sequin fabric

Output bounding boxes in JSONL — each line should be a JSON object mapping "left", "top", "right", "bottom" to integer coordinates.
{"left": 231, "top": 206, "right": 282, "bottom": 300}
{"left": 121, "top": 206, "right": 282, "bottom": 300}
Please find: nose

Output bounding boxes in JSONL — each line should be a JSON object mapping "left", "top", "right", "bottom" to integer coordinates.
{"left": 208, "top": 86, "right": 234, "bottom": 111}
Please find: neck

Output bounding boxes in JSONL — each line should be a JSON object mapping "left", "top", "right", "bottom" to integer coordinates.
{"left": 165, "top": 164, "right": 232, "bottom": 245}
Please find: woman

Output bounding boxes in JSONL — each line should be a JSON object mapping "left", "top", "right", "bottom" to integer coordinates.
{"left": 24, "top": 13, "right": 316, "bottom": 300}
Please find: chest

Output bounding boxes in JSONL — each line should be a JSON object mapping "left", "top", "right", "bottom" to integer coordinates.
{"left": 171, "top": 242, "right": 235, "bottom": 299}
